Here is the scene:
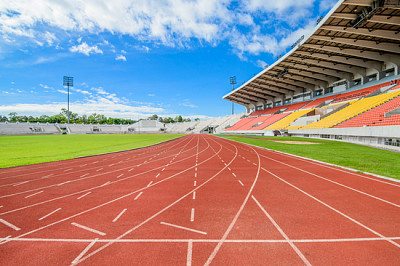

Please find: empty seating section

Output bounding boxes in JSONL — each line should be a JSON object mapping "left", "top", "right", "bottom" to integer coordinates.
{"left": 302, "top": 90, "right": 400, "bottom": 129}
{"left": 227, "top": 113, "right": 289, "bottom": 131}
{"left": 301, "top": 95, "right": 337, "bottom": 109}
{"left": 265, "top": 109, "right": 313, "bottom": 130}
{"left": 249, "top": 109, "right": 265, "bottom": 116}
{"left": 335, "top": 93, "right": 400, "bottom": 128}
{"left": 330, "top": 82, "right": 391, "bottom": 104}
{"left": 284, "top": 101, "right": 311, "bottom": 112}
{"left": 226, "top": 116, "right": 256, "bottom": 131}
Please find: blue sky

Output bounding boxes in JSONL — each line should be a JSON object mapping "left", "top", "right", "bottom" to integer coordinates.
{"left": 0, "top": 0, "right": 336, "bottom": 120}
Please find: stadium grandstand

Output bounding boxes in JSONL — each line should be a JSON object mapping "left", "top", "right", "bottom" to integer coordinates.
{"left": 222, "top": 0, "right": 400, "bottom": 148}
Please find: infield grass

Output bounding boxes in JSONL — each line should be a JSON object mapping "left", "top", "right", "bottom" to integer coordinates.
{"left": 0, "top": 134, "right": 184, "bottom": 168}
{"left": 220, "top": 135, "right": 400, "bottom": 180}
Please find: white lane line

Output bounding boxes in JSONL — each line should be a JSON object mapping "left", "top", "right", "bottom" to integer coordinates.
{"left": 71, "top": 223, "right": 106, "bottom": 236}
{"left": 109, "top": 164, "right": 115, "bottom": 167}
{"left": 253, "top": 163, "right": 257, "bottom": 166}
{"left": 156, "top": 173, "right": 160, "bottom": 178}
{"left": 192, "top": 192, "right": 196, "bottom": 200}
{"left": 252, "top": 196, "right": 311, "bottom": 265}
{"left": 77, "top": 192, "right": 91, "bottom": 200}
{"left": 0, "top": 219, "right": 21, "bottom": 231}
{"left": 13, "top": 181, "right": 29, "bottom": 186}
{"left": 261, "top": 155, "right": 400, "bottom": 208}
{"left": 100, "top": 181, "right": 110, "bottom": 187}
{"left": 190, "top": 208, "right": 195, "bottom": 222}
{"left": 0, "top": 206, "right": 3, "bottom": 208}
{"left": 128, "top": 168, "right": 135, "bottom": 172}
{"left": 194, "top": 181, "right": 197, "bottom": 187}
{"left": 38, "top": 208, "right": 62, "bottom": 221}
{"left": 187, "top": 240, "right": 193, "bottom": 266}
{"left": 116, "top": 174, "right": 124, "bottom": 178}
{"left": 232, "top": 173, "right": 237, "bottom": 178}
{"left": 41, "top": 174, "right": 54, "bottom": 179}
{"left": 238, "top": 180, "right": 244, "bottom": 186}
{"left": 25, "top": 191, "right": 43, "bottom": 198}
{"left": 57, "top": 181, "right": 71, "bottom": 186}
{"left": 112, "top": 209, "right": 127, "bottom": 223}
{"left": 64, "top": 168, "right": 73, "bottom": 172}
{"left": 147, "top": 181, "right": 153, "bottom": 187}
{"left": 160, "top": 222, "right": 206, "bottom": 235}
{"left": 134, "top": 192, "right": 143, "bottom": 200}
{"left": 261, "top": 167, "right": 400, "bottom": 249}
{"left": 0, "top": 235, "right": 11, "bottom": 244}
{"left": 80, "top": 173, "right": 89, "bottom": 178}
{"left": 71, "top": 238, "right": 99, "bottom": 265}
{"left": 195, "top": 167, "right": 197, "bottom": 172}
{"left": 161, "top": 168, "right": 166, "bottom": 172}
{"left": 80, "top": 164, "right": 87, "bottom": 167}
{"left": 96, "top": 168, "right": 103, "bottom": 172}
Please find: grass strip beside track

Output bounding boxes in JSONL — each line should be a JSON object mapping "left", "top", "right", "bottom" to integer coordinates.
{"left": 219, "top": 135, "right": 400, "bottom": 180}
{"left": 0, "top": 134, "right": 184, "bottom": 168}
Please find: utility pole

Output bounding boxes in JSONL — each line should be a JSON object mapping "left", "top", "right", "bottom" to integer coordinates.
{"left": 229, "top": 76, "right": 236, "bottom": 115}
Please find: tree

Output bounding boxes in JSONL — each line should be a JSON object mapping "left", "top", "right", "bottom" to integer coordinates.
{"left": 194, "top": 118, "right": 200, "bottom": 121}
{"left": 150, "top": 114, "right": 158, "bottom": 120}
{"left": 8, "top": 112, "right": 17, "bottom": 122}
{"left": 177, "top": 115, "right": 183, "bottom": 122}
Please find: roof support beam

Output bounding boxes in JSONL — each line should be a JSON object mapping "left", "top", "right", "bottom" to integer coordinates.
{"left": 275, "top": 66, "right": 339, "bottom": 84}
{"left": 302, "top": 44, "right": 400, "bottom": 65}
{"left": 300, "top": 45, "right": 382, "bottom": 71}
{"left": 320, "top": 25, "right": 400, "bottom": 41}
{"left": 281, "top": 61, "right": 352, "bottom": 80}
{"left": 236, "top": 91, "right": 266, "bottom": 103}
{"left": 331, "top": 12, "right": 357, "bottom": 20}
{"left": 312, "top": 35, "right": 400, "bottom": 54}
{"left": 248, "top": 84, "right": 284, "bottom": 97}
{"left": 259, "top": 75, "right": 308, "bottom": 91}
{"left": 269, "top": 69, "right": 327, "bottom": 88}
{"left": 369, "top": 15, "right": 400, "bottom": 26}
{"left": 251, "top": 81, "right": 291, "bottom": 96}
{"left": 290, "top": 53, "right": 365, "bottom": 75}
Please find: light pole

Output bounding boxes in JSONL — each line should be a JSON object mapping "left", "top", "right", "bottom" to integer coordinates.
{"left": 63, "top": 76, "right": 73, "bottom": 124}
{"left": 229, "top": 76, "right": 236, "bottom": 115}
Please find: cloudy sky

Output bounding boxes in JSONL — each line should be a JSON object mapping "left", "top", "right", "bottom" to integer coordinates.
{"left": 0, "top": 0, "right": 337, "bottom": 119}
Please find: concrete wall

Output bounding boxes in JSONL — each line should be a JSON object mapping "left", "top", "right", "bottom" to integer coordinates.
{"left": 289, "top": 125, "right": 400, "bottom": 138}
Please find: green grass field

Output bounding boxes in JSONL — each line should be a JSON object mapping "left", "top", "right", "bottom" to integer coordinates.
{"left": 220, "top": 135, "right": 400, "bottom": 180}
{"left": 0, "top": 134, "right": 184, "bottom": 168}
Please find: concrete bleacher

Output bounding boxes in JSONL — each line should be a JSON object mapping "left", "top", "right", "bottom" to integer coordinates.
{"left": 0, "top": 123, "right": 61, "bottom": 135}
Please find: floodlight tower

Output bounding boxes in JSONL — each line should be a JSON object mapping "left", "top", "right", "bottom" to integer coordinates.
{"left": 63, "top": 76, "right": 73, "bottom": 124}
{"left": 229, "top": 76, "right": 236, "bottom": 115}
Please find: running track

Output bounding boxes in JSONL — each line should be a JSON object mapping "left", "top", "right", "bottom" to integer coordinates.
{"left": 0, "top": 134, "right": 399, "bottom": 265}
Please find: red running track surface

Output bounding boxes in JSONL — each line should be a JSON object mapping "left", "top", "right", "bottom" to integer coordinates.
{"left": 0, "top": 134, "right": 399, "bottom": 265}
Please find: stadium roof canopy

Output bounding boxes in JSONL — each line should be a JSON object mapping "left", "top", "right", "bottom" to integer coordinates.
{"left": 224, "top": 0, "right": 400, "bottom": 110}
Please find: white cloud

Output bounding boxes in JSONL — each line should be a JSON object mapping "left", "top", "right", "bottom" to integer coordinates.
{"left": 69, "top": 42, "right": 103, "bottom": 56}
{"left": 148, "top": 94, "right": 155, "bottom": 97}
{"left": 0, "top": 0, "right": 321, "bottom": 59}
{"left": 57, "top": 89, "right": 69, "bottom": 94}
{"left": 256, "top": 59, "right": 268, "bottom": 68}
{"left": 115, "top": 54, "right": 126, "bottom": 61}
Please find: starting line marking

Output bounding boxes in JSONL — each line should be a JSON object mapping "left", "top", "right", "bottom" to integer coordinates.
{"left": 238, "top": 180, "right": 244, "bottom": 186}
{"left": 77, "top": 192, "right": 91, "bottom": 200}
{"left": 4, "top": 236, "right": 400, "bottom": 243}
{"left": 134, "top": 192, "right": 143, "bottom": 200}
{"left": 0, "top": 219, "right": 21, "bottom": 231}
{"left": 25, "top": 191, "right": 43, "bottom": 198}
{"left": 38, "top": 208, "right": 62, "bottom": 221}
{"left": 112, "top": 209, "right": 127, "bottom": 223}
{"left": 147, "top": 181, "right": 153, "bottom": 187}
{"left": 13, "top": 181, "right": 29, "bottom": 186}
{"left": 71, "top": 222, "right": 106, "bottom": 236}
{"left": 116, "top": 174, "right": 124, "bottom": 178}
{"left": 80, "top": 173, "right": 89, "bottom": 178}
{"left": 160, "top": 222, "right": 207, "bottom": 235}
{"left": 192, "top": 192, "right": 196, "bottom": 200}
